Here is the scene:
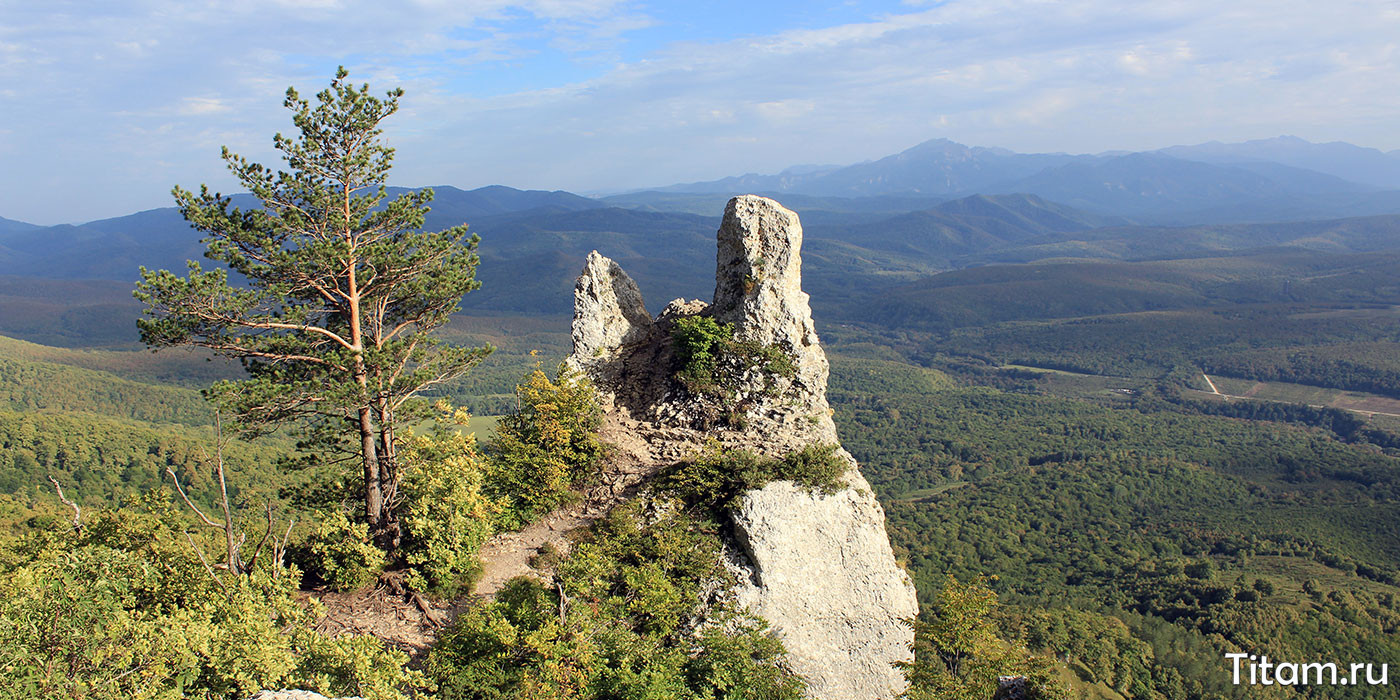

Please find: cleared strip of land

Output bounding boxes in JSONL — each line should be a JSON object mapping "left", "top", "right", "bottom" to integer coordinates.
{"left": 1204, "top": 374, "right": 1400, "bottom": 418}
{"left": 1005, "top": 362, "right": 1400, "bottom": 421}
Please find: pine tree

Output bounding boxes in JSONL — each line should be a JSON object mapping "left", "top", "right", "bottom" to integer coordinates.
{"left": 135, "top": 68, "right": 491, "bottom": 548}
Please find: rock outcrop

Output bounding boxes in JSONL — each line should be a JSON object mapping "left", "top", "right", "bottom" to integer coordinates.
{"left": 568, "top": 250, "right": 654, "bottom": 378}
{"left": 566, "top": 195, "right": 918, "bottom": 700}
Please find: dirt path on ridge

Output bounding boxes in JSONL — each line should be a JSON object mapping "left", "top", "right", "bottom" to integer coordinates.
{"left": 469, "top": 414, "right": 672, "bottom": 598}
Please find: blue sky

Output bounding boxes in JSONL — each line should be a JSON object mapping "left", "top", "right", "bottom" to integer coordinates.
{"left": 2, "top": 0, "right": 1398, "bottom": 224}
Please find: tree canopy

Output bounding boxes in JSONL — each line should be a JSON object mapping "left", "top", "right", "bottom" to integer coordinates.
{"left": 135, "top": 68, "right": 491, "bottom": 548}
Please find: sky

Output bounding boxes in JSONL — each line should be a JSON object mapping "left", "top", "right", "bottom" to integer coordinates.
{"left": 2, "top": 0, "right": 1398, "bottom": 225}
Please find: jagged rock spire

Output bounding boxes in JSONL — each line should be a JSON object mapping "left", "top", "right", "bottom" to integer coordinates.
{"left": 565, "top": 196, "right": 917, "bottom": 700}
{"left": 713, "top": 195, "right": 815, "bottom": 351}
{"left": 566, "top": 251, "right": 653, "bottom": 378}
{"left": 712, "top": 195, "right": 831, "bottom": 431}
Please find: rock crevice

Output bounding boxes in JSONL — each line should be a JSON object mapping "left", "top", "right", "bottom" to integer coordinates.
{"left": 566, "top": 194, "right": 918, "bottom": 700}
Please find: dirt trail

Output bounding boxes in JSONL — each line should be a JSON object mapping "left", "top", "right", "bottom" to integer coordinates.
{"left": 470, "top": 413, "right": 672, "bottom": 598}
{"left": 306, "top": 416, "right": 683, "bottom": 654}
{"left": 1202, "top": 373, "right": 1222, "bottom": 395}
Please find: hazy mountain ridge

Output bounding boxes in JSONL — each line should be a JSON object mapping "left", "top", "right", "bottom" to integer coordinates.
{"left": 965, "top": 213, "right": 1400, "bottom": 266}
{"left": 6, "top": 135, "right": 1400, "bottom": 347}
{"left": 642, "top": 136, "right": 1400, "bottom": 224}
{"left": 0, "top": 186, "right": 609, "bottom": 282}
{"left": 0, "top": 216, "right": 40, "bottom": 236}
{"left": 1157, "top": 135, "right": 1400, "bottom": 188}
{"left": 802, "top": 193, "right": 1121, "bottom": 264}
{"left": 652, "top": 138, "right": 1086, "bottom": 196}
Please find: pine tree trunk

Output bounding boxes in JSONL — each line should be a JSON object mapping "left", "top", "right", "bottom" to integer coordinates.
{"left": 357, "top": 402, "right": 383, "bottom": 528}
{"left": 374, "top": 399, "right": 401, "bottom": 549}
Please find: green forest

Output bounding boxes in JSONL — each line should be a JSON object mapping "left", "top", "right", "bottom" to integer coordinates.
{"left": 829, "top": 351, "right": 1400, "bottom": 699}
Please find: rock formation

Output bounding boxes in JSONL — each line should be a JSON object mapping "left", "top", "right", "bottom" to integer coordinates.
{"left": 566, "top": 195, "right": 918, "bottom": 700}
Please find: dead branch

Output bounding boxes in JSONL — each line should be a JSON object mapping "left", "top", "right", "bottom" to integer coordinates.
{"left": 244, "top": 502, "right": 277, "bottom": 573}
{"left": 185, "top": 530, "right": 227, "bottom": 591}
{"left": 412, "top": 591, "right": 447, "bottom": 628}
{"left": 212, "top": 411, "right": 240, "bottom": 573}
{"left": 169, "top": 410, "right": 295, "bottom": 577}
{"left": 166, "top": 467, "right": 223, "bottom": 530}
{"left": 46, "top": 476, "right": 81, "bottom": 530}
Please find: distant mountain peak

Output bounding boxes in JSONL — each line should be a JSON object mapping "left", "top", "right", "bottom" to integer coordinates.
{"left": 894, "top": 138, "right": 977, "bottom": 160}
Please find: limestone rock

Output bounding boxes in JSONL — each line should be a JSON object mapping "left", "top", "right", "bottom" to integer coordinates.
{"left": 729, "top": 460, "right": 920, "bottom": 700}
{"left": 566, "top": 250, "right": 653, "bottom": 376}
{"left": 713, "top": 195, "right": 830, "bottom": 435}
{"left": 564, "top": 195, "right": 917, "bottom": 700}
{"left": 713, "top": 195, "right": 815, "bottom": 352}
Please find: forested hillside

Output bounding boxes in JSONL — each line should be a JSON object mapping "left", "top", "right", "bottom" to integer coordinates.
{"left": 830, "top": 355, "right": 1400, "bottom": 699}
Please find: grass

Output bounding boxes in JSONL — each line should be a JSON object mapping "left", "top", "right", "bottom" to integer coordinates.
{"left": 0, "top": 333, "right": 242, "bottom": 387}
{"left": 1205, "top": 374, "right": 1400, "bottom": 417}
{"left": 1002, "top": 364, "right": 1096, "bottom": 376}
{"left": 1057, "top": 663, "right": 1128, "bottom": 700}
{"left": 1243, "top": 556, "right": 1400, "bottom": 598}
{"left": 412, "top": 414, "right": 502, "bottom": 441}
{"left": 462, "top": 414, "right": 501, "bottom": 440}
{"left": 1001, "top": 364, "right": 1158, "bottom": 401}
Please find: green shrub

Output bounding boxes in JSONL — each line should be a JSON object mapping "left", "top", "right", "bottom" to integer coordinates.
{"left": 426, "top": 503, "right": 806, "bottom": 700}
{"left": 291, "top": 632, "right": 425, "bottom": 700}
{"left": 903, "top": 575, "right": 1070, "bottom": 700}
{"left": 669, "top": 316, "right": 798, "bottom": 426}
{"left": 672, "top": 316, "right": 733, "bottom": 392}
{"left": 427, "top": 578, "right": 594, "bottom": 700}
{"left": 0, "top": 504, "right": 422, "bottom": 700}
{"left": 684, "top": 612, "right": 805, "bottom": 700}
{"left": 302, "top": 510, "right": 385, "bottom": 592}
{"left": 486, "top": 365, "right": 604, "bottom": 530}
{"left": 660, "top": 444, "right": 848, "bottom": 513}
{"left": 400, "top": 410, "right": 501, "bottom": 597}
{"left": 558, "top": 502, "right": 723, "bottom": 637}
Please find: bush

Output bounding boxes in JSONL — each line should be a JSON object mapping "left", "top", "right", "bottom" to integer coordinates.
{"left": 558, "top": 502, "right": 723, "bottom": 637}
{"left": 684, "top": 612, "right": 805, "bottom": 700}
{"left": 669, "top": 316, "right": 797, "bottom": 426}
{"left": 399, "top": 409, "right": 501, "bottom": 597}
{"left": 291, "top": 632, "right": 425, "bottom": 700}
{"left": 486, "top": 365, "right": 604, "bottom": 530}
{"left": 672, "top": 316, "right": 734, "bottom": 392}
{"left": 0, "top": 503, "right": 423, "bottom": 699}
{"left": 302, "top": 510, "right": 385, "bottom": 592}
{"left": 660, "top": 444, "right": 848, "bottom": 513}
{"left": 426, "top": 503, "right": 806, "bottom": 700}
{"left": 903, "top": 575, "right": 1070, "bottom": 700}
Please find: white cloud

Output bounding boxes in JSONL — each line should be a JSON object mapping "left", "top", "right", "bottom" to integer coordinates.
{"left": 391, "top": 0, "right": 1400, "bottom": 194}
{"left": 1, "top": 0, "right": 1398, "bottom": 224}
{"left": 177, "top": 97, "right": 231, "bottom": 116}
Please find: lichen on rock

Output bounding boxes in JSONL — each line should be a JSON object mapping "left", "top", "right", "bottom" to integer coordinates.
{"left": 565, "top": 194, "right": 918, "bottom": 700}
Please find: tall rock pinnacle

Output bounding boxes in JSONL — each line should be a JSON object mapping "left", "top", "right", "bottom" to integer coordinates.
{"left": 565, "top": 195, "right": 917, "bottom": 700}
{"left": 712, "top": 195, "right": 831, "bottom": 433}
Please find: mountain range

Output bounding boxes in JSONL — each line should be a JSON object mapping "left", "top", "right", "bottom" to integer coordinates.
{"left": 639, "top": 136, "right": 1400, "bottom": 224}
{"left": 4, "top": 135, "right": 1400, "bottom": 347}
